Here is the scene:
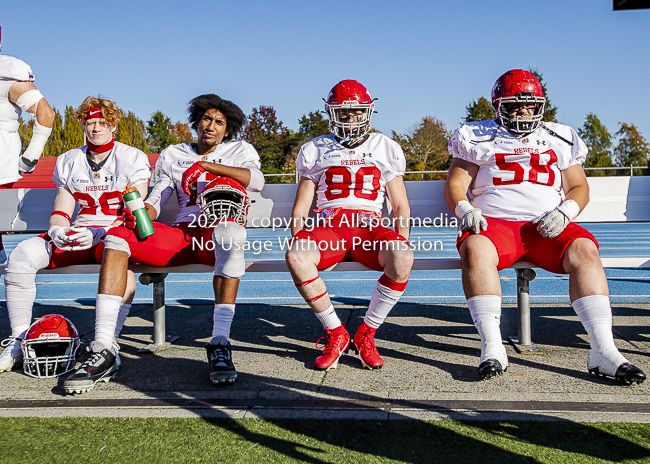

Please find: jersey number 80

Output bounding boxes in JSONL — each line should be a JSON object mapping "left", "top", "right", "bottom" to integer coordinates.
{"left": 324, "top": 166, "right": 382, "bottom": 201}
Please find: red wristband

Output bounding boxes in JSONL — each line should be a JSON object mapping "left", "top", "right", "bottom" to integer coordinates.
{"left": 50, "top": 210, "right": 71, "bottom": 223}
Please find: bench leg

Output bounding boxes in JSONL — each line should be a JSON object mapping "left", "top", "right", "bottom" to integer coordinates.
{"left": 138, "top": 273, "right": 179, "bottom": 354}
{"left": 509, "top": 268, "right": 543, "bottom": 354}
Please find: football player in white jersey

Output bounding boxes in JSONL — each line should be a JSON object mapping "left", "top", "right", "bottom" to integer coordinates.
{"left": 0, "top": 96, "right": 151, "bottom": 373}
{"left": 0, "top": 25, "right": 55, "bottom": 262}
{"left": 444, "top": 69, "right": 645, "bottom": 384}
{"left": 63, "top": 94, "right": 264, "bottom": 393}
{"left": 285, "top": 80, "right": 414, "bottom": 371}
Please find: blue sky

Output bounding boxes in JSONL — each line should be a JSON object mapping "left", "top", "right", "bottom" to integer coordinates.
{"left": 3, "top": 1, "right": 649, "bottom": 144}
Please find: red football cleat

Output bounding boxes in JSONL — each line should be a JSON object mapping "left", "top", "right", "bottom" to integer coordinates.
{"left": 353, "top": 322, "right": 384, "bottom": 369}
{"left": 314, "top": 324, "right": 350, "bottom": 370}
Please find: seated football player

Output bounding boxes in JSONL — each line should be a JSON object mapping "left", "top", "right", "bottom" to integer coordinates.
{"left": 444, "top": 69, "right": 645, "bottom": 384}
{"left": 0, "top": 96, "right": 150, "bottom": 373}
{"left": 285, "top": 79, "right": 414, "bottom": 371}
{"left": 0, "top": 25, "right": 56, "bottom": 263}
{"left": 62, "top": 94, "right": 264, "bottom": 394}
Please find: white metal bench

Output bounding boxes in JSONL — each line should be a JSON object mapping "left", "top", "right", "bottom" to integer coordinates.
{"left": 2, "top": 177, "right": 649, "bottom": 353}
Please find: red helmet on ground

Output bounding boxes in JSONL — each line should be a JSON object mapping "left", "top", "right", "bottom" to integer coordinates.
{"left": 22, "top": 314, "right": 80, "bottom": 378}
{"left": 198, "top": 176, "right": 251, "bottom": 227}
{"left": 324, "top": 79, "right": 375, "bottom": 141}
{"left": 491, "top": 69, "right": 546, "bottom": 134}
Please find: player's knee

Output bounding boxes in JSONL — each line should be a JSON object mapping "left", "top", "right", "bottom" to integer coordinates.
{"left": 459, "top": 235, "right": 495, "bottom": 266}
{"left": 285, "top": 242, "right": 315, "bottom": 271}
{"left": 564, "top": 238, "right": 601, "bottom": 272}
{"left": 6, "top": 238, "right": 50, "bottom": 274}
{"left": 103, "top": 234, "right": 132, "bottom": 256}
{"left": 213, "top": 221, "right": 247, "bottom": 247}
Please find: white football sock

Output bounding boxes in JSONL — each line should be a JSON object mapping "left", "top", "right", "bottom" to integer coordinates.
{"left": 211, "top": 303, "right": 235, "bottom": 343}
{"left": 114, "top": 303, "right": 131, "bottom": 339}
{"left": 364, "top": 282, "right": 404, "bottom": 329}
{"left": 468, "top": 295, "right": 507, "bottom": 367}
{"left": 4, "top": 272, "right": 36, "bottom": 335}
{"left": 573, "top": 295, "right": 627, "bottom": 375}
{"left": 94, "top": 294, "right": 122, "bottom": 353}
{"left": 315, "top": 305, "right": 341, "bottom": 331}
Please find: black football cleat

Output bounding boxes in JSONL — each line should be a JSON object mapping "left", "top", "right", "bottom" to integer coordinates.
{"left": 63, "top": 344, "right": 120, "bottom": 394}
{"left": 206, "top": 338, "right": 237, "bottom": 385}
{"left": 478, "top": 359, "right": 506, "bottom": 380}
{"left": 589, "top": 362, "right": 646, "bottom": 385}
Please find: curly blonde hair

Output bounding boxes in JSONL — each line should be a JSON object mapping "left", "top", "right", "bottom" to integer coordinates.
{"left": 75, "top": 96, "right": 123, "bottom": 126}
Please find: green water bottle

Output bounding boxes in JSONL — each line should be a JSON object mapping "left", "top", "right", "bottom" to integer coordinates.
{"left": 122, "top": 187, "right": 155, "bottom": 239}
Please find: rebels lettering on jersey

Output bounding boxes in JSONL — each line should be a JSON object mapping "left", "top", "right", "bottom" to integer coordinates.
{"left": 145, "top": 141, "right": 261, "bottom": 224}
{"left": 297, "top": 134, "right": 406, "bottom": 214}
{"left": 449, "top": 120, "right": 588, "bottom": 221}
{"left": 53, "top": 142, "right": 151, "bottom": 227}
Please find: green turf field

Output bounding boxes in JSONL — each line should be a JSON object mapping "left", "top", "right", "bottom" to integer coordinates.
{"left": 1, "top": 418, "right": 650, "bottom": 463}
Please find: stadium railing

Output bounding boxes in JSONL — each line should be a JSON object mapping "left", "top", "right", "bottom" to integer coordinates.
{"left": 1, "top": 177, "right": 649, "bottom": 353}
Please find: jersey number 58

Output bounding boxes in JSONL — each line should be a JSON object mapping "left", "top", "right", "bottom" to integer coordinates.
{"left": 493, "top": 150, "right": 558, "bottom": 186}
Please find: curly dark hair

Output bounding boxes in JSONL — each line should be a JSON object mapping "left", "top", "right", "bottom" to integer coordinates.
{"left": 188, "top": 94, "right": 246, "bottom": 142}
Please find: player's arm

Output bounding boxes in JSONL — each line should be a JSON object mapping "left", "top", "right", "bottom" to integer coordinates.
{"left": 8, "top": 81, "right": 55, "bottom": 173}
{"left": 290, "top": 177, "right": 316, "bottom": 236}
{"left": 385, "top": 176, "right": 411, "bottom": 240}
{"left": 444, "top": 158, "right": 487, "bottom": 234}
{"left": 560, "top": 165, "right": 589, "bottom": 211}
{"left": 49, "top": 188, "right": 76, "bottom": 229}
{"left": 443, "top": 158, "right": 478, "bottom": 211}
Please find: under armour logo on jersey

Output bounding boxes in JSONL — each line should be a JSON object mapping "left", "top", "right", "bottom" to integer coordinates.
{"left": 104, "top": 175, "right": 114, "bottom": 182}
{"left": 362, "top": 153, "right": 372, "bottom": 158}
{"left": 536, "top": 140, "right": 546, "bottom": 146}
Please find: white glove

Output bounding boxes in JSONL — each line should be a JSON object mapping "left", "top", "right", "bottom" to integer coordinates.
{"left": 533, "top": 200, "right": 580, "bottom": 239}
{"left": 19, "top": 156, "right": 37, "bottom": 174}
{"left": 48, "top": 225, "right": 76, "bottom": 251}
{"left": 455, "top": 200, "right": 488, "bottom": 236}
{"left": 20, "top": 119, "right": 52, "bottom": 172}
{"left": 65, "top": 226, "right": 110, "bottom": 251}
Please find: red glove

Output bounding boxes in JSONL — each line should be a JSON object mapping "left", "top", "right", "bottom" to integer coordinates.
{"left": 121, "top": 208, "right": 136, "bottom": 229}
{"left": 182, "top": 161, "right": 206, "bottom": 196}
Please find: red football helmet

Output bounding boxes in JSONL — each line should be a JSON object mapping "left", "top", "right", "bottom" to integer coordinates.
{"left": 22, "top": 314, "right": 80, "bottom": 378}
{"left": 198, "top": 176, "right": 251, "bottom": 227}
{"left": 491, "top": 69, "right": 546, "bottom": 134}
{"left": 324, "top": 79, "right": 375, "bottom": 141}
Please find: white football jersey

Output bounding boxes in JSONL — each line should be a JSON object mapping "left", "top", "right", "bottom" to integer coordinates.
{"left": 449, "top": 120, "right": 588, "bottom": 221}
{"left": 297, "top": 133, "right": 406, "bottom": 214}
{"left": 54, "top": 142, "right": 151, "bottom": 227}
{"left": 145, "top": 141, "right": 262, "bottom": 224}
{"left": 0, "top": 55, "right": 35, "bottom": 184}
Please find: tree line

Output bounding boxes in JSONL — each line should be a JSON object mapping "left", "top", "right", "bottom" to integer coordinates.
{"left": 18, "top": 69, "right": 650, "bottom": 181}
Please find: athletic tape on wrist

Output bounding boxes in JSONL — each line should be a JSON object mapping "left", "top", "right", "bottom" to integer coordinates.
{"left": 454, "top": 200, "right": 474, "bottom": 219}
{"left": 50, "top": 210, "right": 71, "bottom": 223}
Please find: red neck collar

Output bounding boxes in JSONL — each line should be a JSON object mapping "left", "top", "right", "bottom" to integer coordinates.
{"left": 87, "top": 139, "right": 115, "bottom": 154}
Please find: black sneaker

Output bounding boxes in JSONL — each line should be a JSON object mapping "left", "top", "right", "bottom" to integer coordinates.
{"left": 206, "top": 338, "right": 237, "bottom": 385}
{"left": 63, "top": 343, "right": 120, "bottom": 394}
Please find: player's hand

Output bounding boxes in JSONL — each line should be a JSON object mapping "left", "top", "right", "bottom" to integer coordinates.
{"left": 121, "top": 208, "right": 137, "bottom": 229}
{"left": 533, "top": 200, "right": 580, "bottom": 239}
{"left": 18, "top": 156, "right": 37, "bottom": 174}
{"left": 455, "top": 200, "right": 488, "bottom": 236}
{"left": 182, "top": 162, "right": 206, "bottom": 196}
{"left": 65, "top": 227, "right": 94, "bottom": 251}
{"left": 48, "top": 225, "right": 76, "bottom": 250}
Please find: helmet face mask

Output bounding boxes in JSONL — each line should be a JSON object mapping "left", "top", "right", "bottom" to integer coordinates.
{"left": 198, "top": 177, "right": 250, "bottom": 227}
{"left": 22, "top": 315, "right": 80, "bottom": 378}
{"left": 491, "top": 69, "right": 546, "bottom": 135}
{"left": 324, "top": 80, "right": 375, "bottom": 142}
